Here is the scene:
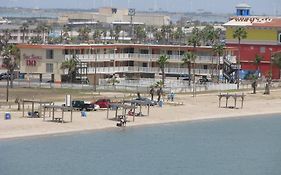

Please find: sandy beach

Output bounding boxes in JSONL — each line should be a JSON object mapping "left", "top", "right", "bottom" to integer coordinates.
{"left": 0, "top": 88, "right": 281, "bottom": 140}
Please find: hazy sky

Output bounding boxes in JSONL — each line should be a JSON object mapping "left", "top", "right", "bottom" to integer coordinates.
{"left": 2, "top": 0, "right": 281, "bottom": 15}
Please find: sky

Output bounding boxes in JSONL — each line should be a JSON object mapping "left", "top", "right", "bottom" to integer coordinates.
{"left": 1, "top": 0, "right": 281, "bottom": 15}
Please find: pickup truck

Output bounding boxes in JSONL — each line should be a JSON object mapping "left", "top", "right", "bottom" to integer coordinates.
{"left": 72, "top": 100, "right": 99, "bottom": 111}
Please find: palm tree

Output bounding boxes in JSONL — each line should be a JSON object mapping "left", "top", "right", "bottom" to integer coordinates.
{"left": 20, "top": 23, "right": 29, "bottom": 43}
{"left": 102, "top": 30, "right": 107, "bottom": 43}
{"left": 35, "top": 23, "right": 51, "bottom": 43}
{"left": 254, "top": 54, "right": 263, "bottom": 75}
{"left": 60, "top": 59, "right": 78, "bottom": 83}
{"left": 213, "top": 44, "right": 225, "bottom": 82}
{"left": 188, "top": 26, "right": 202, "bottom": 80}
{"left": 0, "top": 30, "right": 11, "bottom": 102}
{"left": 157, "top": 55, "right": 170, "bottom": 86}
{"left": 233, "top": 27, "right": 247, "bottom": 89}
{"left": 272, "top": 52, "right": 281, "bottom": 79}
{"left": 134, "top": 25, "right": 146, "bottom": 43}
{"left": 173, "top": 26, "right": 185, "bottom": 44}
{"left": 182, "top": 51, "right": 196, "bottom": 86}
{"left": 2, "top": 44, "right": 20, "bottom": 88}
{"left": 78, "top": 27, "right": 91, "bottom": 43}
{"left": 93, "top": 29, "right": 101, "bottom": 43}
{"left": 114, "top": 25, "right": 121, "bottom": 42}
{"left": 62, "top": 25, "right": 71, "bottom": 43}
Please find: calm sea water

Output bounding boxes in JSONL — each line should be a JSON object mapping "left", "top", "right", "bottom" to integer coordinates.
{"left": 1, "top": 115, "right": 281, "bottom": 175}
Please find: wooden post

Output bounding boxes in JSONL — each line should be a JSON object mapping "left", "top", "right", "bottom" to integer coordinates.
{"left": 219, "top": 93, "right": 222, "bottom": 108}
{"left": 52, "top": 107, "right": 55, "bottom": 121}
{"left": 61, "top": 109, "right": 64, "bottom": 123}
{"left": 107, "top": 106, "right": 109, "bottom": 119}
{"left": 226, "top": 93, "right": 229, "bottom": 108}
{"left": 32, "top": 102, "right": 34, "bottom": 114}
{"left": 39, "top": 103, "right": 42, "bottom": 118}
{"left": 43, "top": 106, "right": 46, "bottom": 121}
{"left": 22, "top": 101, "right": 25, "bottom": 118}
{"left": 70, "top": 108, "right": 73, "bottom": 122}
{"left": 241, "top": 93, "right": 244, "bottom": 109}
{"left": 133, "top": 104, "right": 136, "bottom": 122}
{"left": 234, "top": 94, "right": 237, "bottom": 108}
{"left": 115, "top": 107, "right": 118, "bottom": 120}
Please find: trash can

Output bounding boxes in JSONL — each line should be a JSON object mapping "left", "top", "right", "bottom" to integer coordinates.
{"left": 81, "top": 111, "right": 87, "bottom": 118}
{"left": 159, "top": 100, "right": 163, "bottom": 107}
{"left": 5, "top": 112, "right": 11, "bottom": 120}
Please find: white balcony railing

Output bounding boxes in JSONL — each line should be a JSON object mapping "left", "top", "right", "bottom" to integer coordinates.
{"left": 65, "top": 53, "right": 236, "bottom": 64}
{"left": 87, "top": 66, "right": 217, "bottom": 75}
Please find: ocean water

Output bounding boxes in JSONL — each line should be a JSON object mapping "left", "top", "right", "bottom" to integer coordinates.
{"left": 0, "top": 115, "right": 281, "bottom": 175}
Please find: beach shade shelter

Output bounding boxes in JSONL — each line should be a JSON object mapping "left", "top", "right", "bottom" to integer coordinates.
{"left": 22, "top": 100, "right": 54, "bottom": 118}
{"left": 218, "top": 93, "right": 245, "bottom": 109}
{"left": 43, "top": 105, "right": 73, "bottom": 123}
{"left": 123, "top": 100, "right": 153, "bottom": 120}
{"left": 106, "top": 103, "right": 136, "bottom": 122}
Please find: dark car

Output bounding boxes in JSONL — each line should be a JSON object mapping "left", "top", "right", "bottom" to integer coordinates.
{"left": 72, "top": 100, "right": 98, "bottom": 111}
{"left": 0, "top": 73, "right": 13, "bottom": 80}
{"left": 93, "top": 98, "right": 111, "bottom": 108}
{"left": 199, "top": 77, "right": 211, "bottom": 84}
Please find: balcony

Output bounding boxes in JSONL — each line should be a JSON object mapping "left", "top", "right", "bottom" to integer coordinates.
{"left": 87, "top": 66, "right": 216, "bottom": 75}
{"left": 64, "top": 53, "right": 235, "bottom": 64}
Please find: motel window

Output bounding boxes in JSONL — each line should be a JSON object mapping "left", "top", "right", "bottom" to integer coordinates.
{"left": 140, "top": 49, "right": 149, "bottom": 54}
{"left": 64, "top": 49, "right": 69, "bottom": 55}
{"left": 167, "top": 50, "right": 173, "bottom": 55}
{"left": 143, "top": 63, "right": 148, "bottom": 67}
{"left": 203, "top": 65, "right": 208, "bottom": 70}
{"left": 279, "top": 33, "right": 281, "bottom": 43}
{"left": 46, "top": 49, "right": 54, "bottom": 59}
{"left": 46, "top": 63, "right": 54, "bottom": 73}
{"left": 128, "top": 61, "right": 134, "bottom": 66}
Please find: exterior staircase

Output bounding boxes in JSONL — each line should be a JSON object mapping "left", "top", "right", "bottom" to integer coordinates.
{"left": 73, "top": 56, "right": 89, "bottom": 84}
{"left": 223, "top": 57, "right": 239, "bottom": 83}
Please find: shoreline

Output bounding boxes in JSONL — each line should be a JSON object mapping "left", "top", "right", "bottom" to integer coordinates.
{"left": 1, "top": 89, "right": 281, "bottom": 141}
{"left": 1, "top": 111, "right": 280, "bottom": 141}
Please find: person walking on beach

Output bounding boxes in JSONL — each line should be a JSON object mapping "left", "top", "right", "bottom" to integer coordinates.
{"left": 251, "top": 80, "right": 257, "bottom": 94}
{"left": 157, "top": 87, "right": 163, "bottom": 102}
{"left": 149, "top": 87, "right": 155, "bottom": 101}
{"left": 137, "top": 92, "right": 141, "bottom": 99}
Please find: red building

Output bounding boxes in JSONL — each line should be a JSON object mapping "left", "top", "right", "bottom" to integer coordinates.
{"left": 224, "top": 4, "right": 281, "bottom": 79}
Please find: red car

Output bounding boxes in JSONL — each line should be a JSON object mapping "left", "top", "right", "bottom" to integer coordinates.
{"left": 92, "top": 98, "right": 111, "bottom": 108}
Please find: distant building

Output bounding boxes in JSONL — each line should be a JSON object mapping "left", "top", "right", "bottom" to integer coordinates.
{"left": 58, "top": 7, "right": 171, "bottom": 26}
{"left": 224, "top": 3, "right": 281, "bottom": 79}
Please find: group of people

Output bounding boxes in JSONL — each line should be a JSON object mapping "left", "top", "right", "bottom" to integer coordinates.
{"left": 149, "top": 87, "right": 164, "bottom": 102}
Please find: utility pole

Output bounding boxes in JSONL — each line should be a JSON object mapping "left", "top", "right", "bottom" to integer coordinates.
{"left": 128, "top": 8, "right": 135, "bottom": 41}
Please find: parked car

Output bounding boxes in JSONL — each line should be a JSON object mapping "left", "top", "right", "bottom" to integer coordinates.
{"left": 0, "top": 73, "right": 15, "bottom": 80}
{"left": 72, "top": 100, "right": 99, "bottom": 111}
{"left": 135, "top": 97, "right": 158, "bottom": 106}
{"left": 198, "top": 77, "right": 211, "bottom": 84}
{"left": 92, "top": 98, "right": 111, "bottom": 108}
